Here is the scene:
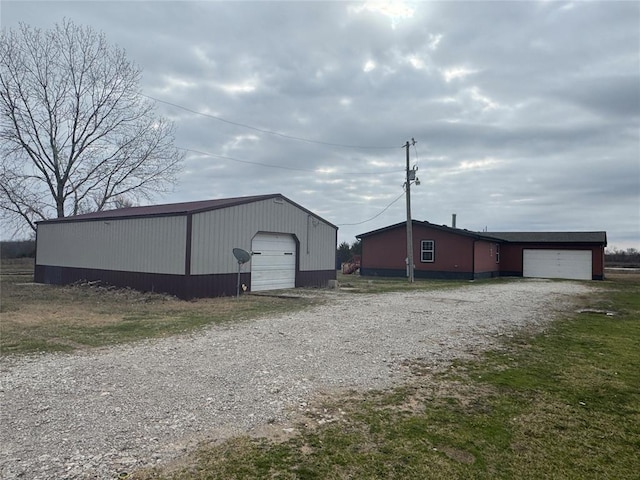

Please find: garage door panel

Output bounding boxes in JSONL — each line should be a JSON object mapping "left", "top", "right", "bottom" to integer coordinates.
{"left": 251, "top": 233, "right": 296, "bottom": 291}
{"left": 523, "top": 249, "right": 591, "bottom": 280}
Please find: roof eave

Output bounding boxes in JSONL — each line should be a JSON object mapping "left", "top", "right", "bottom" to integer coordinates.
{"left": 35, "top": 193, "right": 339, "bottom": 230}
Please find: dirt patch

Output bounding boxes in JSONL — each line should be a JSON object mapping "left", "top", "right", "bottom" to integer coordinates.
{"left": 605, "top": 270, "right": 640, "bottom": 282}
{"left": 2, "top": 282, "right": 245, "bottom": 327}
{"left": 3, "top": 304, "right": 127, "bottom": 327}
{"left": 436, "top": 445, "right": 476, "bottom": 464}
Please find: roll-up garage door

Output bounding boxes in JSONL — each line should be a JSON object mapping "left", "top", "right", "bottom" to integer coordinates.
{"left": 523, "top": 249, "right": 592, "bottom": 280}
{"left": 251, "top": 233, "right": 296, "bottom": 291}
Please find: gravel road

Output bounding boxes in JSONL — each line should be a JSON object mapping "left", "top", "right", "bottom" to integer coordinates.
{"left": 0, "top": 280, "right": 590, "bottom": 479}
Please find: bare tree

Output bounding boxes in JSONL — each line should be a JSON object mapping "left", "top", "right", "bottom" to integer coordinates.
{"left": 0, "top": 20, "right": 184, "bottom": 234}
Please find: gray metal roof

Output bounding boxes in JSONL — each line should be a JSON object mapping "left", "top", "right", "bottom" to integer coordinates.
{"left": 37, "top": 193, "right": 338, "bottom": 228}
{"left": 482, "top": 231, "right": 607, "bottom": 244}
{"left": 357, "top": 220, "right": 487, "bottom": 240}
{"left": 357, "top": 221, "right": 607, "bottom": 245}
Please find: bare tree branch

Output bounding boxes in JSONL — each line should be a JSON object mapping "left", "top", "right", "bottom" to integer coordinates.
{"left": 0, "top": 20, "right": 184, "bottom": 232}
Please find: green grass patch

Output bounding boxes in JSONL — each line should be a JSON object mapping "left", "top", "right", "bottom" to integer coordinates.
{"left": 134, "top": 275, "right": 640, "bottom": 480}
{"left": 336, "top": 271, "right": 485, "bottom": 294}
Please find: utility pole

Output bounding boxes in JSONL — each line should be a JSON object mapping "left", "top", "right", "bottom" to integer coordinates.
{"left": 405, "top": 138, "right": 417, "bottom": 283}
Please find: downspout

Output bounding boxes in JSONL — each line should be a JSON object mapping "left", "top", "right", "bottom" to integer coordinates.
{"left": 185, "top": 214, "right": 192, "bottom": 277}
{"left": 184, "top": 214, "right": 193, "bottom": 299}
{"left": 34, "top": 223, "right": 40, "bottom": 282}
{"left": 335, "top": 229, "right": 339, "bottom": 277}
{"left": 307, "top": 215, "right": 310, "bottom": 254}
{"left": 472, "top": 239, "right": 476, "bottom": 280}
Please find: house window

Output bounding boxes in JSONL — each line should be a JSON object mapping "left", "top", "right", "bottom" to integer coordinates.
{"left": 496, "top": 244, "right": 500, "bottom": 263}
{"left": 421, "top": 240, "right": 435, "bottom": 262}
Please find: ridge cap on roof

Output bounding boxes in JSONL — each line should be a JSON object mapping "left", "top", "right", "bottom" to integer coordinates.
{"left": 35, "top": 193, "right": 339, "bottom": 230}
{"left": 481, "top": 230, "right": 607, "bottom": 244}
{"left": 36, "top": 193, "right": 285, "bottom": 224}
{"left": 357, "top": 219, "right": 485, "bottom": 239}
{"left": 356, "top": 222, "right": 606, "bottom": 245}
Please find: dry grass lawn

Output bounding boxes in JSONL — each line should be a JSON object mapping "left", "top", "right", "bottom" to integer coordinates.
{"left": 0, "top": 258, "right": 320, "bottom": 354}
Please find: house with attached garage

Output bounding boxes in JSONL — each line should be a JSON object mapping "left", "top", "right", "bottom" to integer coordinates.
{"left": 356, "top": 221, "right": 607, "bottom": 281}
{"left": 34, "top": 194, "right": 337, "bottom": 299}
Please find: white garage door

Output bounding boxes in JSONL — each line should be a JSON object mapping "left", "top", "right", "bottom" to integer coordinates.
{"left": 523, "top": 249, "right": 592, "bottom": 280}
{"left": 251, "top": 233, "right": 296, "bottom": 291}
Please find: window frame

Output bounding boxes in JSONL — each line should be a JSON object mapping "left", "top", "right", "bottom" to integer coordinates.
{"left": 421, "top": 240, "right": 435, "bottom": 263}
{"left": 495, "top": 243, "right": 500, "bottom": 263}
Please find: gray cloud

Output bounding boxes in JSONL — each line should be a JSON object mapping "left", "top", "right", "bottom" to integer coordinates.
{"left": 1, "top": 1, "right": 638, "bottom": 248}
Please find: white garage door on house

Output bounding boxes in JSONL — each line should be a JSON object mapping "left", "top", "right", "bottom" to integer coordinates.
{"left": 251, "top": 233, "right": 296, "bottom": 291}
{"left": 523, "top": 249, "right": 592, "bottom": 280}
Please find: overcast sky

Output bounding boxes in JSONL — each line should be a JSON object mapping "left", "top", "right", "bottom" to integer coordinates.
{"left": 2, "top": 1, "right": 639, "bottom": 249}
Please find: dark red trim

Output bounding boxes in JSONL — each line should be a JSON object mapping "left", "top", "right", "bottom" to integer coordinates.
{"left": 35, "top": 194, "right": 338, "bottom": 230}
{"left": 34, "top": 265, "right": 335, "bottom": 299}
{"left": 297, "top": 269, "right": 336, "bottom": 287}
{"left": 35, "top": 264, "right": 190, "bottom": 298}
{"left": 33, "top": 227, "right": 39, "bottom": 275}
{"left": 360, "top": 267, "right": 474, "bottom": 280}
{"left": 188, "top": 272, "right": 251, "bottom": 298}
{"left": 185, "top": 214, "right": 192, "bottom": 276}
{"left": 472, "top": 239, "right": 476, "bottom": 277}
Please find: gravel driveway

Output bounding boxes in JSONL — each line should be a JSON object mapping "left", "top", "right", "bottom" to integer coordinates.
{"left": 0, "top": 280, "right": 590, "bottom": 479}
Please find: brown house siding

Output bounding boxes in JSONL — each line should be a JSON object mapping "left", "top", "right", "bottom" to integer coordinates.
{"left": 360, "top": 223, "right": 478, "bottom": 279}
{"left": 473, "top": 240, "right": 501, "bottom": 279}
{"left": 360, "top": 226, "right": 406, "bottom": 271}
{"left": 414, "top": 224, "right": 475, "bottom": 278}
{"left": 358, "top": 222, "right": 606, "bottom": 281}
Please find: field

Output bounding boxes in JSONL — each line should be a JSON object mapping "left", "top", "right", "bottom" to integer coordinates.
{"left": 1, "top": 259, "right": 639, "bottom": 479}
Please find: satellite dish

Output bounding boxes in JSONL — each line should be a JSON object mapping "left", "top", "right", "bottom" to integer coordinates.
{"left": 233, "top": 248, "right": 251, "bottom": 264}
{"left": 232, "top": 248, "right": 251, "bottom": 298}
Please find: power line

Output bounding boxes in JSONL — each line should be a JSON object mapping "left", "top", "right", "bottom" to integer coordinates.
{"left": 182, "top": 146, "right": 407, "bottom": 225}
{"left": 181, "top": 148, "right": 312, "bottom": 172}
{"left": 144, "top": 94, "right": 401, "bottom": 150}
{"left": 145, "top": 93, "right": 416, "bottom": 226}
{"left": 180, "top": 147, "right": 402, "bottom": 175}
{"left": 337, "top": 190, "right": 406, "bottom": 226}
{"left": 412, "top": 140, "right": 420, "bottom": 164}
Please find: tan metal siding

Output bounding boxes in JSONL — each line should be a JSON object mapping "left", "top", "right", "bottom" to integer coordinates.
{"left": 36, "top": 216, "right": 186, "bottom": 274}
{"left": 191, "top": 198, "right": 336, "bottom": 275}
{"left": 304, "top": 217, "right": 336, "bottom": 270}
